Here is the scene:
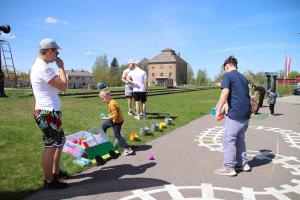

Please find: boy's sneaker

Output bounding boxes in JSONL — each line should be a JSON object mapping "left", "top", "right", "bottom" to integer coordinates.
{"left": 134, "top": 115, "right": 141, "bottom": 120}
{"left": 235, "top": 163, "right": 251, "bottom": 172}
{"left": 44, "top": 179, "right": 68, "bottom": 190}
{"left": 139, "top": 113, "right": 147, "bottom": 119}
{"left": 214, "top": 168, "right": 237, "bottom": 176}
{"left": 128, "top": 110, "right": 133, "bottom": 116}
{"left": 53, "top": 169, "right": 69, "bottom": 180}
{"left": 123, "top": 147, "right": 134, "bottom": 156}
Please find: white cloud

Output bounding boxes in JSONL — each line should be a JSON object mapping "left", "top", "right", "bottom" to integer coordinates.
{"left": 61, "top": 20, "right": 70, "bottom": 25}
{"left": 84, "top": 51, "right": 96, "bottom": 55}
{"left": 45, "top": 17, "right": 70, "bottom": 25}
{"left": 1, "top": 33, "right": 16, "bottom": 40}
{"left": 45, "top": 17, "right": 58, "bottom": 24}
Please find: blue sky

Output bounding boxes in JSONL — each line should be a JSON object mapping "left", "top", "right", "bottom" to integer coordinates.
{"left": 1, "top": 0, "right": 300, "bottom": 79}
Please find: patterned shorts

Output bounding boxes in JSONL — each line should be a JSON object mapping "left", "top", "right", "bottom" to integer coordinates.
{"left": 34, "top": 109, "right": 65, "bottom": 147}
{"left": 125, "top": 85, "right": 133, "bottom": 97}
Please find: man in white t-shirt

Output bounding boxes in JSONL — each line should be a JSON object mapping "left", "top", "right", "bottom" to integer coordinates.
{"left": 30, "top": 38, "right": 68, "bottom": 189}
{"left": 121, "top": 59, "right": 134, "bottom": 115}
{"left": 127, "top": 61, "right": 148, "bottom": 120}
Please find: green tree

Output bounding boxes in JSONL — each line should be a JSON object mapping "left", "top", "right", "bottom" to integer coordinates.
{"left": 110, "top": 57, "right": 119, "bottom": 68}
{"left": 252, "top": 71, "right": 266, "bottom": 85}
{"left": 243, "top": 70, "right": 255, "bottom": 86}
{"left": 92, "top": 54, "right": 110, "bottom": 84}
{"left": 139, "top": 57, "right": 149, "bottom": 73}
{"left": 196, "top": 68, "right": 209, "bottom": 86}
{"left": 187, "top": 64, "right": 194, "bottom": 85}
{"left": 288, "top": 70, "right": 300, "bottom": 79}
{"left": 214, "top": 71, "right": 224, "bottom": 83}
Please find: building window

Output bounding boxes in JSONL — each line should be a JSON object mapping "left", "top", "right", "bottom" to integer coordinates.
{"left": 83, "top": 77, "right": 85, "bottom": 80}
{"left": 76, "top": 77, "right": 79, "bottom": 80}
{"left": 152, "top": 73, "right": 155, "bottom": 77}
{"left": 160, "top": 73, "right": 164, "bottom": 77}
{"left": 152, "top": 66, "right": 155, "bottom": 69}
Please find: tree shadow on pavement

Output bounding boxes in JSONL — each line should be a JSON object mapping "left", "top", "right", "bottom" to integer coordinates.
{"left": 27, "top": 162, "right": 169, "bottom": 200}
{"left": 248, "top": 149, "right": 275, "bottom": 169}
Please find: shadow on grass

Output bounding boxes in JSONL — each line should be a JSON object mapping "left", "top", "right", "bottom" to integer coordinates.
{"left": 26, "top": 163, "right": 170, "bottom": 200}
{"left": 146, "top": 112, "right": 178, "bottom": 120}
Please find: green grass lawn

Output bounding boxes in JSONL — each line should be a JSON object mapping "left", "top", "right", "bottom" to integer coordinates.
{"left": 0, "top": 88, "right": 220, "bottom": 199}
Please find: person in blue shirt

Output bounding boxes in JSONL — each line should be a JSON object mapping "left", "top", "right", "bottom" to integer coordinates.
{"left": 215, "top": 56, "right": 252, "bottom": 176}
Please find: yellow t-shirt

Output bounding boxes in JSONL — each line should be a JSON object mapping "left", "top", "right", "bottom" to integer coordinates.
{"left": 108, "top": 99, "right": 124, "bottom": 123}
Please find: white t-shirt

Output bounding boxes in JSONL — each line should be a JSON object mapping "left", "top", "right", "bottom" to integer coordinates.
{"left": 128, "top": 67, "right": 147, "bottom": 92}
{"left": 30, "top": 58, "right": 61, "bottom": 111}
{"left": 122, "top": 68, "right": 133, "bottom": 88}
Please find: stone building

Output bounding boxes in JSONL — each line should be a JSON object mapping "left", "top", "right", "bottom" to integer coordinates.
{"left": 65, "top": 70, "right": 95, "bottom": 89}
{"left": 148, "top": 48, "right": 187, "bottom": 87}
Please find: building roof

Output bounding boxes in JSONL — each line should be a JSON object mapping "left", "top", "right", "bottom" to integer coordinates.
{"left": 148, "top": 48, "right": 187, "bottom": 64}
{"left": 65, "top": 70, "right": 94, "bottom": 77}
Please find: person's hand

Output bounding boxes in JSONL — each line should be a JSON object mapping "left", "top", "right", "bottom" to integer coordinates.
{"left": 215, "top": 110, "right": 220, "bottom": 121}
{"left": 55, "top": 57, "right": 64, "bottom": 69}
{"left": 216, "top": 114, "right": 225, "bottom": 121}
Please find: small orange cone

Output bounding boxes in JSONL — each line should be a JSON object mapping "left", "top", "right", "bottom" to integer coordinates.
{"left": 130, "top": 132, "right": 139, "bottom": 141}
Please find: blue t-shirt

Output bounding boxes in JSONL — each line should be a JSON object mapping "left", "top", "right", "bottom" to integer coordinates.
{"left": 221, "top": 70, "right": 251, "bottom": 120}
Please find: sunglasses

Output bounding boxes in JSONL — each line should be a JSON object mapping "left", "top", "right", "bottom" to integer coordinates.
{"left": 56, "top": 51, "right": 59, "bottom": 57}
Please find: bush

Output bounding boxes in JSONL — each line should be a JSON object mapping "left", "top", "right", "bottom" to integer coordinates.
{"left": 276, "top": 85, "right": 297, "bottom": 96}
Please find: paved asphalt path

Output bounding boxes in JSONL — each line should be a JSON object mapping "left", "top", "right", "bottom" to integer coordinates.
{"left": 27, "top": 95, "right": 300, "bottom": 200}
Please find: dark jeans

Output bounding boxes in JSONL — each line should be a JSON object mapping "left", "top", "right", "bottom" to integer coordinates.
{"left": 259, "top": 92, "right": 265, "bottom": 107}
{"left": 102, "top": 120, "right": 128, "bottom": 148}
{"left": 269, "top": 104, "right": 275, "bottom": 115}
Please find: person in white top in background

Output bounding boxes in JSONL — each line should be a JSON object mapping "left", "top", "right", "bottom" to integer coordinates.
{"left": 30, "top": 38, "right": 68, "bottom": 189}
{"left": 121, "top": 59, "right": 135, "bottom": 115}
{"left": 127, "top": 61, "right": 148, "bottom": 120}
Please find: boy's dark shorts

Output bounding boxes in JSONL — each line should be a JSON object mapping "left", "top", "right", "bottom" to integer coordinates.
{"left": 34, "top": 109, "right": 65, "bottom": 148}
{"left": 133, "top": 92, "right": 147, "bottom": 103}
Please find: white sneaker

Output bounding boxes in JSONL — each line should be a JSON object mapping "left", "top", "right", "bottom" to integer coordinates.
{"left": 128, "top": 110, "right": 133, "bottom": 116}
{"left": 235, "top": 163, "right": 251, "bottom": 172}
{"left": 214, "top": 168, "right": 237, "bottom": 176}
{"left": 123, "top": 147, "right": 133, "bottom": 156}
{"left": 134, "top": 115, "right": 141, "bottom": 120}
{"left": 139, "top": 113, "right": 147, "bottom": 119}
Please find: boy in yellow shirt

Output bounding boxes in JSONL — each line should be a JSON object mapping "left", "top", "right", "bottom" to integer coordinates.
{"left": 99, "top": 88, "right": 133, "bottom": 155}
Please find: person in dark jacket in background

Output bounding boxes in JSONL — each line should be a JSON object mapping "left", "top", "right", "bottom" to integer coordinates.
{"left": 252, "top": 85, "right": 266, "bottom": 107}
